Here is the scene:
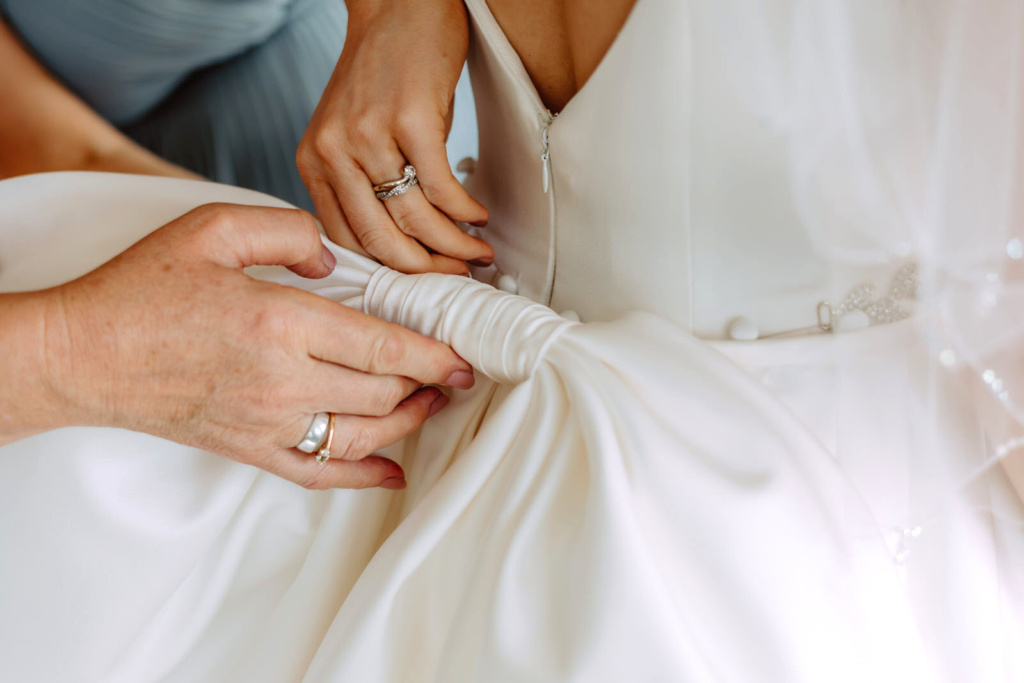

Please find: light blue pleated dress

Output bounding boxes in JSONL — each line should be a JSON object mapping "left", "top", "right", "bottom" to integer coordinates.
{"left": 0, "top": 0, "right": 347, "bottom": 210}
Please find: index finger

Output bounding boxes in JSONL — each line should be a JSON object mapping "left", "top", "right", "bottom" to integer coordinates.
{"left": 294, "top": 289, "right": 475, "bottom": 388}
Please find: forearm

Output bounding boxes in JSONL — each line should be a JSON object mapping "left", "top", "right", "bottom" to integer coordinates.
{"left": 0, "top": 17, "right": 199, "bottom": 180}
{"left": 343, "top": 0, "right": 466, "bottom": 26}
{"left": 0, "top": 291, "right": 71, "bottom": 445}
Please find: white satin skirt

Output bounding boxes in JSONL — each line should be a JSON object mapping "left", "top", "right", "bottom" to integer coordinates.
{"left": 1, "top": 173, "right": 1021, "bottom": 683}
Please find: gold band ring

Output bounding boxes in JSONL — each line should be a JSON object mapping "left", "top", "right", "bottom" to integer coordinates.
{"left": 314, "top": 413, "right": 336, "bottom": 464}
{"left": 373, "top": 165, "right": 418, "bottom": 201}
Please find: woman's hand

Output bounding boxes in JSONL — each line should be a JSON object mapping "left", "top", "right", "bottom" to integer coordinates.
{"left": 297, "top": 0, "right": 492, "bottom": 275}
{"left": 0, "top": 204, "right": 474, "bottom": 490}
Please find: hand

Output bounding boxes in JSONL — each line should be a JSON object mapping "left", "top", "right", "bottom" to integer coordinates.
{"left": 296, "top": 0, "right": 493, "bottom": 275}
{"left": 43, "top": 204, "right": 475, "bottom": 490}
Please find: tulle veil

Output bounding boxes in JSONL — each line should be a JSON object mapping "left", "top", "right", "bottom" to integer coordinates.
{"left": 772, "top": 0, "right": 1024, "bottom": 515}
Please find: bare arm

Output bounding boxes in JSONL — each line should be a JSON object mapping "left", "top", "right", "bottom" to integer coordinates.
{"left": 0, "top": 292, "right": 65, "bottom": 445}
{"left": 0, "top": 16, "right": 200, "bottom": 180}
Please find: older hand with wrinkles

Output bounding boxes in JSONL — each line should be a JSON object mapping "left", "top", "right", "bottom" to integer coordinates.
{"left": 0, "top": 203, "right": 475, "bottom": 490}
{"left": 297, "top": 0, "right": 492, "bottom": 275}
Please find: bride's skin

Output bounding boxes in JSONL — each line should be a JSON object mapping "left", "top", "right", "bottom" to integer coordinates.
{"left": 301, "top": 0, "right": 635, "bottom": 269}
{"left": 487, "top": 0, "right": 638, "bottom": 113}
{"left": 0, "top": 204, "right": 475, "bottom": 490}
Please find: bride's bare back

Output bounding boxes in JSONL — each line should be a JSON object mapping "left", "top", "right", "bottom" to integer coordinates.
{"left": 486, "top": 0, "right": 637, "bottom": 113}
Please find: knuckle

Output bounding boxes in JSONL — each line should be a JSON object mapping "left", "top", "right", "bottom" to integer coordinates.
{"left": 367, "top": 331, "right": 406, "bottom": 373}
{"left": 338, "top": 425, "right": 375, "bottom": 461}
{"left": 359, "top": 228, "right": 399, "bottom": 260}
{"left": 349, "top": 118, "right": 380, "bottom": 152}
{"left": 310, "top": 130, "right": 341, "bottom": 161}
{"left": 299, "top": 467, "right": 334, "bottom": 491}
{"left": 196, "top": 202, "right": 233, "bottom": 223}
{"left": 295, "top": 140, "right": 319, "bottom": 175}
{"left": 419, "top": 180, "right": 455, "bottom": 206}
{"left": 386, "top": 202, "right": 420, "bottom": 232}
{"left": 247, "top": 304, "right": 293, "bottom": 344}
{"left": 197, "top": 203, "right": 238, "bottom": 238}
{"left": 369, "top": 380, "right": 405, "bottom": 417}
{"left": 180, "top": 203, "right": 236, "bottom": 251}
{"left": 393, "top": 109, "right": 431, "bottom": 141}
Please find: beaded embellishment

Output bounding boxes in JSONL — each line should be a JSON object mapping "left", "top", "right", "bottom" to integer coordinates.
{"left": 817, "top": 263, "right": 919, "bottom": 332}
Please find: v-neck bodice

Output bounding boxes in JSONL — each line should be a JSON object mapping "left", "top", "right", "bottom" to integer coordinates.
{"left": 462, "top": 0, "right": 900, "bottom": 339}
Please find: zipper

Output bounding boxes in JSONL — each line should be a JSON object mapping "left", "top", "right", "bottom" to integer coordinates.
{"left": 540, "top": 111, "right": 557, "bottom": 193}
{"left": 538, "top": 109, "right": 559, "bottom": 305}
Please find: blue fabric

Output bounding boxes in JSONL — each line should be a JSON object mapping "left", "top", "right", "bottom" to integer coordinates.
{"left": 0, "top": 0, "right": 346, "bottom": 209}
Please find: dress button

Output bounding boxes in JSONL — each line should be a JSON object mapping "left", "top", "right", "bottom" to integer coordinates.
{"left": 727, "top": 317, "right": 759, "bottom": 341}
{"left": 559, "top": 310, "right": 580, "bottom": 322}
{"left": 497, "top": 274, "right": 518, "bottom": 294}
{"left": 456, "top": 157, "right": 477, "bottom": 175}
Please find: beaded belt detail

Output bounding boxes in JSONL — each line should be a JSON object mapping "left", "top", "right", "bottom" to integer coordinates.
{"left": 816, "top": 263, "right": 919, "bottom": 332}
{"left": 727, "top": 263, "right": 919, "bottom": 341}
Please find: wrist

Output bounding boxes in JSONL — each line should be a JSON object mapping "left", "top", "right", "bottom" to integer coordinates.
{"left": 0, "top": 290, "right": 75, "bottom": 444}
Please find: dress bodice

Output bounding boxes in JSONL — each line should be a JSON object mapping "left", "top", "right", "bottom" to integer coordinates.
{"left": 463, "top": 0, "right": 901, "bottom": 340}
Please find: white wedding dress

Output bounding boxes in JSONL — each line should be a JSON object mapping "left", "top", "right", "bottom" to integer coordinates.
{"left": 2, "top": 1, "right": 1024, "bottom": 681}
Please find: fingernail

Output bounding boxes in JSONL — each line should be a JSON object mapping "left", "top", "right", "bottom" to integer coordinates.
{"left": 428, "top": 392, "right": 450, "bottom": 417}
{"left": 444, "top": 370, "right": 475, "bottom": 390}
{"left": 380, "top": 477, "right": 407, "bottom": 490}
{"left": 471, "top": 219, "right": 488, "bottom": 228}
{"left": 468, "top": 256, "right": 493, "bottom": 267}
{"left": 321, "top": 244, "right": 337, "bottom": 270}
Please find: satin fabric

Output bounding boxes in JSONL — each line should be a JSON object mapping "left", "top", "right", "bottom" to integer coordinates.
{"left": 0, "top": 173, "right": 931, "bottom": 681}
{"left": 461, "top": 0, "right": 1024, "bottom": 678}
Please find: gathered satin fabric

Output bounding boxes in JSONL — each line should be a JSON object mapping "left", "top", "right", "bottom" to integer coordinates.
{"left": 0, "top": 173, "right": 935, "bottom": 682}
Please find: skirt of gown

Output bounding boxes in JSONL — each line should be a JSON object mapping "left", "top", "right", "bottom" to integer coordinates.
{"left": 1, "top": 173, "right": 1022, "bottom": 683}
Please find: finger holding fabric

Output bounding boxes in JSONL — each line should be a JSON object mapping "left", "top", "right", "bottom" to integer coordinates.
{"left": 296, "top": 0, "right": 492, "bottom": 274}
{"left": 0, "top": 203, "right": 473, "bottom": 490}
{"left": 270, "top": 386, "right": 451, "bottom": 491}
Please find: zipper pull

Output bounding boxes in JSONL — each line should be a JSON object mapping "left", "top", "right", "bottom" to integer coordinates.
{"left": 541, "top": 125, "right": 551, "bottom": 193}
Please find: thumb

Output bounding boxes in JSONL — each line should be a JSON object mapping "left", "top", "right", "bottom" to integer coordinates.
{"left": 198, "top": 204, "right": 336, "bottom": 278}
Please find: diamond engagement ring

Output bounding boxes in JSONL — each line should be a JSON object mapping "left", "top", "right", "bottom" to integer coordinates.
{"left": 373, "top": 165, "right": 418, "bottom": 201}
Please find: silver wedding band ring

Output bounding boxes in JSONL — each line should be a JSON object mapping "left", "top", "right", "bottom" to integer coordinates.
{"left": 373, "top": 165, "right": 418, "bottom": 201}
{"left": 297, "top": 412, "right": 331, "bottom": 453}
